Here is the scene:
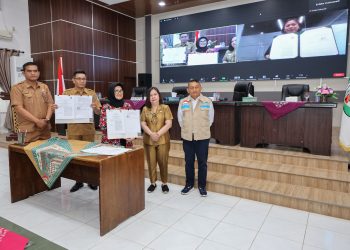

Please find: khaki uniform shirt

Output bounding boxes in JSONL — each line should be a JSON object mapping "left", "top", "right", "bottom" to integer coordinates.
{"left": 174, "top": 42, "right": 196, "bottom": 53}
{"left": 11, "top": 81, "right": 53, "bottom": 137}
{"left": 63, "top": 88, "right": 101, "bottom": 135}
{"left": 141, "top": 104, "right": 173, "bottom": 146}
{"left": 222, "top": 50, "right": 236, "bottom": 63}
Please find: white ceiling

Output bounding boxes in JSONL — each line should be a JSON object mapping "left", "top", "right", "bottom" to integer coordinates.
{"left": 97, "top": 0, "right": 129, "bottom": 5}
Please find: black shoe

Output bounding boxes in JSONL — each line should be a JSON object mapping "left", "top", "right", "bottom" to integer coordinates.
{"left": 199, "top": 187, "right": 207, "bottom": 197}
{"left": 88, "top": 184, "right": 98, "bottom": 190}
{"left": 70, "top": 182, "right": 83, "bottom": 192}
{"left": 161, "top": 184, "right": 169, "bottom": 193}
{"left": 147, "top": 184, "right": 157, "bottom": 193}
{"left": 181, "top": 185, "right": 193, "bottom": 195}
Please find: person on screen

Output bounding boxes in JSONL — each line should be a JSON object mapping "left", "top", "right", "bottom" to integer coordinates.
{"left": 195, "top": 37, "right": 210, "bottom": 53}
{"left": 264, "top": 18, "right": 302, "bottom": 59}
{"left": 10, "top": 62, "right": 54, "bottom": 143}
{"left": 174, "top": 32, "right": 196, "bottom": 53}
{"left": 177, "top": 79, "right": 214, "bottom": 197}
{"left": 222, "top": 36, "right": 237, "bottom": 63}
{"left": 99, "top": 82, "right": 134, "bottom": 147}
{"left": 141, "top": 87, "right": 173, "bottom": 193}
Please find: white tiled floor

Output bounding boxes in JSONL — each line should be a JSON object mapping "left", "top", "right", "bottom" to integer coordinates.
{"left": 1, "top": 147, "right": 350, "bottom": 250}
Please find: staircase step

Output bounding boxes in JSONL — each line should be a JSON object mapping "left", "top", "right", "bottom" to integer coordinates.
{"left": 166, "top": 140, "right": 349, "bottom": 172}
{"left": 167, "top": 151, "right": 350, "bottom": 192}
{"left": 144, "top": 164, "right": 350, "bottom": 220}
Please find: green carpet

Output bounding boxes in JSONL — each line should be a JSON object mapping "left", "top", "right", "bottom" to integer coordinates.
{"left": 0, "top": 217, "right": 67, "bottom": 250}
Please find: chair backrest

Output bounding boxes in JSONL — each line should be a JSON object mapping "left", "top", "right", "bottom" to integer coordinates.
{"left": 233, "top": 81, "right": 254, "bottom": 101}
{"left": 281, "top": 84, "right": 309, "bottom": 101}
{"left": 132, "top": 87, "right": 147, "bottom": 98}
{"left": 172, "top": 86, "right": 188, "bottom": 98}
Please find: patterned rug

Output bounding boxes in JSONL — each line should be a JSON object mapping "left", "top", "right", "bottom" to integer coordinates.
{"left": 23, "top": 137, "right": 97, "bottom": 188}
{"left": 0, "top": 217, "right": 66, "bottom": 250}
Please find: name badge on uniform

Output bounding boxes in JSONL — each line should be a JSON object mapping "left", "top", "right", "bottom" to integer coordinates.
{"left": 181, "top": 101, "right": 190, "bottom": 111}
{"left": 200, "top": 102, "right": 210, "bottom": 110}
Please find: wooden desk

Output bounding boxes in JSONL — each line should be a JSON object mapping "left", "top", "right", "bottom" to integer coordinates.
{"left": 166, "top": 101, "right": 240, "bottom": 146}
{"left": 239, "top": 102, "right": 336, "bottom": 156}
{"left": 8, "top": 144, "right": 145, "bottom": 236}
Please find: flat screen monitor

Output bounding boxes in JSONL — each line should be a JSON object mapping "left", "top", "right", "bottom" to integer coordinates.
{"left": 159, "top": 0, "right": 349, "bottom": 83}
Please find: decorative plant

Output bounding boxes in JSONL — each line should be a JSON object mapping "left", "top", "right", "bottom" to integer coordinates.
{"left": 316, "top": 84, "right": 337, "bottom": 100}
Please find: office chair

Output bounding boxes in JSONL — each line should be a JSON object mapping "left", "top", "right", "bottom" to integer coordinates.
{"left": 233, "top": 81, "right": 254, "bottom": 101}
{"left": 172, "top": 86, "right": 188, "bottom": 98}
{"left": 281, "top": 84, "right": 309, "bottom": 101}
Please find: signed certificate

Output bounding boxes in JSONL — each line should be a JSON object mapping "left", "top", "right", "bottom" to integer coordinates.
{"left": 106, "top": 109, "right": 141, "bottom": 139}
{"left": 55, "top": 95, "right": 93, "bottom": 124}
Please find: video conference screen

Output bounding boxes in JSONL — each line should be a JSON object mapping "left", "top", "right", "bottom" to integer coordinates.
{"left": 159, "top": 0, "right": 349, "bottom": 83}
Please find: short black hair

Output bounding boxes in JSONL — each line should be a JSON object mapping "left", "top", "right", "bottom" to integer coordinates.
{"left": 22, "top": 62, "right": 39, "bottom": 71}
{"left": 73, "top": 70, "right": 86, "bottom": 78}
{"left": 179, "top": 32, "right": 189, "bottom": 37}
{"left": 188, "top": 79, "right": 200, "bottom": 85}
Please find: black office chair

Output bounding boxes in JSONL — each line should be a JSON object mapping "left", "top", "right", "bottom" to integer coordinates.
{"left": 172, "top": 86, "right": 188, "bottom": 98}
{"left": 233, "top": 81, "right": 254, "bottom": 101}
{"left": 132, "top": 87, "right": 147, "bottom": 99}
{"left": 281, "top": 84, "right": 309, "bottom": 101}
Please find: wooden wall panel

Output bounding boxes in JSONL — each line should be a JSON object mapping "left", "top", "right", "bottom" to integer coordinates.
{"left": 94, "top": 57, "right": 119, "bottom": 83}
{"left": 28, "top": 0, "right": 51, "bottom": 26}
{"left": 54, "top": 51, "right": 94, "bottom": 81}
{"left": 30, "top": 24, "right": 52, "bottom": 53}
{"left": 32, "top": 52, "right": 54, "bottom": 81}
{"left": 119, "top": 38, "right": 136, "bottom": 61}
{"left": 93, "top": 31, "right": 119, "bottom": 59}
{"left": 52, "top": 21, "right": 93, "bottom": 54}
{"left": 51, "top": 0, "right": 92, "bottom": 27}
{"left": 93, "top": 5, "right": 118, "bottom": 35}
{"left": 118, "top": 14, "right": 136, "bottom": 40}
{"left": 119, "top": 61, "right": 136, "bottom": 84}
{"left": 29, "top": 0, "right": 136, "bottom": 92}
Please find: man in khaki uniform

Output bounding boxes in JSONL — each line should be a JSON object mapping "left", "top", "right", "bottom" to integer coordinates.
{"left": 174, "top": 33, "right": 196, "bottom": 54}
{"left": 11, "top": 62, "right": 53, "bottom": 143}
{"left": 62, "top": 70, "right": 101, "bottom": 192}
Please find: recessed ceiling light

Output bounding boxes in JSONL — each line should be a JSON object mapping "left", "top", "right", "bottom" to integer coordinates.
{"left": 159, "top": 1, "right": 166, "bottom": 7}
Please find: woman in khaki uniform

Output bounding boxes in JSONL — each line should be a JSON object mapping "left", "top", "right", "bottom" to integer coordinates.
{"left": 141, "top": 87, "right": 173, "bottom": 193}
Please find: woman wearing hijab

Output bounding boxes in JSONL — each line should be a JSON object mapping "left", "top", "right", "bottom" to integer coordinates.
{"left": 195, "top": 36, "right": 210, "bottom": 53}
{"left": 99, "top": 83, "right": 134, "bottom": 147}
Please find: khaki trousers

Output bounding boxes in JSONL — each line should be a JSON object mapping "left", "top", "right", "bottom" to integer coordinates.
{"left": 144, "top": 143, "right": 170, "bottom": 183}
{"left": 67, "top": 134, "right": 95, "bottom": 142}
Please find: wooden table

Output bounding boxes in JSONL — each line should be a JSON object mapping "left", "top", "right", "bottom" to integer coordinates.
{"left": 8, "top": 144, "right": 145, "bottom": 236}
{"left": 166, "top": 101, "right": 240, "bottom": 146}
{"left": 239, "top": 102, "right": 336, "bottom": 156}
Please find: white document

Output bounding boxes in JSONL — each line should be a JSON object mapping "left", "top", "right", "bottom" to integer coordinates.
{"left": 187, "top": 52, "right": 218, "bottom": 65}
{"left": 55, "top": 95, "right": 93, "bottom": 124}
{"left": 270, "top": 33, "right": 298, "bottom": 60}
{"left": 106, "top": 109, "right": 141, "bottom": 139}
{"left": 162, "top": 47, "right": 187, "bottom": 65}
{"left": 81, "top": 145, "right": 131, "bottom": 155}
{"left": 300, "top": 27, "right": 338, "bottom": 57}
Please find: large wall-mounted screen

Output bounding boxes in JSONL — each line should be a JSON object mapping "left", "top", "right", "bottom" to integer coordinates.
{"left": 159, "top": 0, "right": 349, "bottom": 83}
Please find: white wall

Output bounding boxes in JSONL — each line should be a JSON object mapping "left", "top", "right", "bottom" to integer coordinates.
{"left": 135, "top": 0, "right": 349, "bottom": 127}
{"left": 0, "top": 0, "right": 31, "bottom": 57}
{"left": 0, "top": 0, "right": 30, "bottom": 133}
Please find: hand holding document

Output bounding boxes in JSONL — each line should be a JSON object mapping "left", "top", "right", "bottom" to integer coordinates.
{"left": 270, "top": 33, "right": 298, "bottom": 60}
{"left": 106, "top": 109, "right": 141, "bottom": 139}
{"left": 187, "top": 52, "right": 218, "bottom": 65}
{"left": 162, "top": 47, "right": 187, "bottom": 65}
{"left": 55, "top": 95, "right": 93, "bottom": 124}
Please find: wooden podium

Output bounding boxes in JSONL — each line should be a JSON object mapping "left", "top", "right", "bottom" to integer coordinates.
{"left": 8, "top": 144, "right": 145, "bottom": 236}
